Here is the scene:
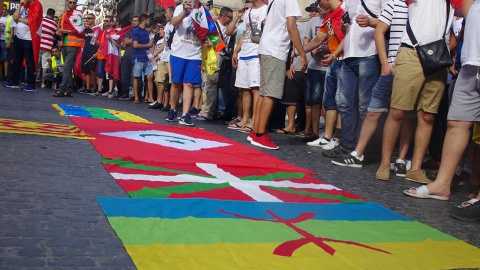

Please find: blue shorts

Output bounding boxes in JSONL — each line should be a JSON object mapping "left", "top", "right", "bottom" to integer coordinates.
{"left": 133, "top": 60, "right": 153, "bottom": 78}
{"left": 367, "top": 74, "right": 394, "bottom": 113}
{"left": 306, "top": 69, "right": 326, "bottom": 106}
{"left": 170, "top": 54, "right": 202, "bottom": 84}
{"left": 97, "top": 59, "right": 106, "bottom": 78}
{"left": 0, "top": 42, "right": 9, "bottom": 62}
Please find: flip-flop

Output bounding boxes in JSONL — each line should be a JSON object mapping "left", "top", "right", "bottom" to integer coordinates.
{"left": 275, "top": 128, "right": 295, "bottom": 135}
{"left": 239, "top": 126, "right": 253, "bottom": 133}
{"left": 228, "top": 123, "right": 242, "bottom": 130}
{"left": 403, "top": 185, "right": 449, "bottom": 201}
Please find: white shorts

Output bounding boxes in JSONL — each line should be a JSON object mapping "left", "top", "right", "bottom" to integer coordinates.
{"left": 40, "top": 51, "right": 51, "bottom": 69}
{"left": 235, "top": 57, "right": 260, "bottom": 89}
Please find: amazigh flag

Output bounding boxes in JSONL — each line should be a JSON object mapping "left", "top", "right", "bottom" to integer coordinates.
{"left": 53, "top": 104, "right": 151, "bottom": 123}
{"left": 156, "top": 0, "right": 175, "bottom": 10}
{"left": 23, "top": 1, "right": 43, "bottom": 71}
{"left": 100, "top": 25, "right": 133, "bottom": 80}
{"left": 191, "top": 4, "right": 226, "bottom": 52}
{"left": 98, "top": 197, "right": 480, "bottom": 270}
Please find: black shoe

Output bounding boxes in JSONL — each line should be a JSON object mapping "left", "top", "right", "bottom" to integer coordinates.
{"left": 394, "top": 161, "right": 407, "bottom": 177}
{"left": 188, "top": 107, "right": 199, "bottom": 115}
{"left": 323, "top": 145, "right": 351, "bottom": 158}
{"left": 149, "top": 101, "right": 164, "bottom": 109}
{"left": 450, "top": 199, "right": 480, "bottom": 222}
{"left": 118, "top": 94, "right": 129, "bottom": 100}
{"left": 160, "top": 104, "right": 171, "bottom": 112}
{"left": 331, "top": 153, "right": 363, "bottom": 168}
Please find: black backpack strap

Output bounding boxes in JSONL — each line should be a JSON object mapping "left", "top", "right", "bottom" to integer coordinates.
{"left": 360, "top": 0, "right": 378, "bottom": 18}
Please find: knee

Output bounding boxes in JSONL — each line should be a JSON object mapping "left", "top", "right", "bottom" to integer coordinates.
{"left": 389, "top": 108, "right": 405, "bottom": 121}
{"left": 366, "top": 112, "right": 381, "bottom": 121}
{"left": 418, "top": 111, "right": 435, "bottom": 125}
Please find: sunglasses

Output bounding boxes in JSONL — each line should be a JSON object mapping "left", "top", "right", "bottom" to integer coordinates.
{"left": 68, "top": 1, "right": 77, "bottom": 4}
{"left": 104, "top": 20, "right": 110, "bottom": 23}
{"left": 86, "top": 17, "right": 94, "bottom": 20}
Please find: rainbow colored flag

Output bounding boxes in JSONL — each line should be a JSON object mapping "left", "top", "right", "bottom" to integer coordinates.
{"left": 53, "top": 104, "right": 151, "bottom": 123}
{"left": 98, "top": 197, "right": 480, "bottom": 270}
{"left": 0, "top": 118, "right": 93, "bottom": 140}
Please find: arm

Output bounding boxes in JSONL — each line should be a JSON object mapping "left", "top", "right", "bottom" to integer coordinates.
{"left": 321, "top": 39, "right": 344, "bottom": 67}
{"left": 154, "top": 41, "right": 166, "bottom": 57}
{"left": 232, "top": 34, "right": 245, "bottom": 68}
{"left": 226, "top": 9, "right": 243, "bottom": 36}
{"left": 12, "top": 3, "right": 22, "bottom": 23}
{"left": 171, "top": 5, "right": 189, "bottom": 27}
{"left": 286, "top": 16, "right": 307, "bottom": 72}
{"left": 108, "top": 36, "right": 122, "bottom": 49}
{"left": 133, "top": 39, "right": 154, "bottom": 49}
{"left": 374, "top": 20, "right": 392, "bottom": 75}
{"left": 463, "top": 0, "right": 474, "bottom": 19}
{"left": 6, "top": 27, "right": 14, "bottom": 49}
{"left": 302, "top": 31, "right": 327, "bottom": 54}
{"left": 356, "top": 15, "right": 379, "bottom": 28}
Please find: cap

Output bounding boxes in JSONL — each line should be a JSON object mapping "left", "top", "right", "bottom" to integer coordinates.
{"left": 305, "top": 2, "right": 318, "bottom": 12}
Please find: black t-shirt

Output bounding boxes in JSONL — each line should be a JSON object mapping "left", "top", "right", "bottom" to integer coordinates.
{"left": 82, "top": 27, "right": 99, "bottom": 57}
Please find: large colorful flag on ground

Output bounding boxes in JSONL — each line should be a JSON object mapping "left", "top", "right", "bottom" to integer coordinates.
{"left": 0, "top": 118, "right": 93, "bottom": 140}
{"left": 98, "top": 197, "right": 480, "bottom": 270}
{"left": 53, "top": 104, "right": 151, "bottom": 123}
{"left": 71, "top": 117, "right": 365, "bottom": 203}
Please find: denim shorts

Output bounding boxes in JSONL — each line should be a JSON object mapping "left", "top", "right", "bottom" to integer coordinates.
{"left": 367, "top": 74, "right": 394, "bottom": 113}
{"left": 97, "top": 59, "right": 106, "bottom": 78}
{"left": 0, "top": 41, "right": 8, "bottom": 62}
{"left": 306, "top": 69, "right": 326, "bottom": 106}
{"left": 133, "top": 60, "right": 153, "bottom": 78}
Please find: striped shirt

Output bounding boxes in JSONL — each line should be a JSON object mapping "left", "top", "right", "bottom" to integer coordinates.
{"left": 40, "top": 17, "right": 57, "bottom": 53}
{"left": 379, "top": 0, "right": 408, "bottom": 65}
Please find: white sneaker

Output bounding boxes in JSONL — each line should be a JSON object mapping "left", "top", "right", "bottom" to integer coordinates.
{"left": 108, "top": 92, "right": 114, "bottom": 98}
{"left": 41, "top": 84, "right": 46, "bottom": 88}
{"left": 307, "top": 136, "right": 330, "bottom": 147}
{"left": 102, "top": 91, "right": 110, "bottom": 97}
{"left": 322, "top": 138, "right": 339, "bottom": 150}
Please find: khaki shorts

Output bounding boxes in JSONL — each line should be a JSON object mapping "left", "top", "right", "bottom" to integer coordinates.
{"left": 259, "top": 55, "right": 286, "bottom": 99}
{"left": 155, "top": 61, "right": 171, "bottom": 83}
{"left": 390, "top": 47, "right": 448, "bottom": 114}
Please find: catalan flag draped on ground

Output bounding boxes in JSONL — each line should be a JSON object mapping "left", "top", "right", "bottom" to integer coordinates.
{"left": 98, "top": 197, "right": 480, "bottom": 270}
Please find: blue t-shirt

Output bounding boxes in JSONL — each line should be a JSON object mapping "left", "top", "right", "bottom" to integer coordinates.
{"left": 132, "top": 26, "right": 150, "bottom": 63}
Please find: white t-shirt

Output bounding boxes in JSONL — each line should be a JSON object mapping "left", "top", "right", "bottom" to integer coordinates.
{"left": 461, "top": 0, "right": 480, "bottom": 66}
{"left": 216, "top": 20, "right": 230, "bottom": 54}
{"left": 161, "top": 22, "right": 174, "bottom": 62}
{"left": 343, "top": 0, "right": 388, "bottom": 58}
{"left": 238, "top": 5, "right": 268, "bottom": 58}
{"left": 0, "top": 16, "right": 7, "bottom": 40}
{"left": 400, "top": 0, "right": 453, "bottom": 47}
{"left": 305, "top": 16, "right": 328, "bottom": 71}
{"left": 378, "top": 0, "right": 408, "bottom": 65}
{"left": 258, "top": 0, "right": 302, "bottom": 61}
{"left": 171, "top": 5, "right": 202, "bottom": 60}
{"left": 16, "top": 6, "right": 32, "bottom": 41}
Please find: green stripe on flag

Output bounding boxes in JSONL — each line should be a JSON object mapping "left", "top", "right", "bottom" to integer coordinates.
{"left": 241, "top": 172, "right": 306, "bottom": 181}
{"left": 107, "top": 217, "right": 457, "bottom": 245}
{"left": 128, "top": 182, "right": 230, "bottom": 198}
{"left": 84, "top": 107, "right": 122, "bottom": 120}
{"left": 266, "top": 186, "right": 366, "bottom": 203}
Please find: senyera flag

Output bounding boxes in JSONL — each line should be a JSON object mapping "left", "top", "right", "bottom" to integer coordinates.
{"left": 98, "top": 197, "right": 480, "bottom": 270}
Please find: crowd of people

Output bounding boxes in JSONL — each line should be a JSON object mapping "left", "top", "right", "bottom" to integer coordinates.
{"left": 1, "top": 0, "right": 479, "bottom": 221}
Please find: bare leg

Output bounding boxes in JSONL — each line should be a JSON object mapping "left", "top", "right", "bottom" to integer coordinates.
{"left": 323, "top": 109, "right": 337, "bottom": 140}
{"left": 380, "top": 108, "right": 405, "bottom": 167}
{"left": 398, "top": 117, "right": 416, "bottom": 160}
{"left": 236, "top": 89, "right": 251, "bottom": 127}
{"left": 255, "top": 96, "right": 276, "bottom": 134}
{"left": 169, "top": 83, "right": 182, "bottom": 110}
{"left": 354, "top": 111, "right": 383, "bottom": 157}
{"left": 409, "top": 110, "right": 435, "bottom": 171}
{"left": 249, "top": 88, "right": 260, "bottom": 129}
{"left": 146, "top": 75, "right": 154, "bottom": 102}
{"left": 182, "top": 83, "right": 194, "bottom": 115}
{"left": 311, "top": 104, "right": 322, "bottom": 136}
{"left": 85, "top": 74, "right": 91, "bottom": 91}
{"left": 284, "top": 105, "right": 297, "bottom": 132}
{"left": 193, "top": 87, "right": 202, "bottom": 109}
{"left": 133, "top": 77, "right": 139, "bottom": 101}
{"left": 157, "top": 82, "right": 165, "bottom": 103}
{"left": 304, "top": 107, "right": 312, "bottom": 135}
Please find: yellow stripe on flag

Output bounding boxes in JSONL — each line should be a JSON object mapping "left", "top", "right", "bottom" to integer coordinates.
{"left": 0, "top": 118, "right": 94, "bottom": 140}
{"left": 104, "top": 109, "right": 152, "bottom": 123}
{"left": 124, "top": 240, "right": 480, "bottom": 270}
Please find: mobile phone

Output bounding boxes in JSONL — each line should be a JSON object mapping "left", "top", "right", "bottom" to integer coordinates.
{"left": 342, "top": 11, "right": 350, "bottom": 24}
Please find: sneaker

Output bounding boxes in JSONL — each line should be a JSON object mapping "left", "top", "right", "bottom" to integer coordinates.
{"left": 188, "top": 107, "right": 199, "bottom": 115}
{"left": 450, "top": 199, "right": 480, "bottom": 222}
{"left": 179, "top": 114, "right": 195, "bottom": 126}
{"left": 247, "top": 131, "right": 254, "bottom": 142}
{"left": 118, "top": 94, "right": 129, "bottom": 100}
{"left": 160, "top": 104, "right": 171, "bottom": 112}
{"left": 21, "top": 85, "right": 36, "bottom": 92}
{"left": 251, "top": 133, "right": 279, "bottom": 150}
{"left": 332, "top": 153, "right": 363, "bottom": 168}
{"left": 149, "top": 101, "right": 163, "bottom": 109}
{"left": 306, "top": 136, "right": 330, "bottom": 147}
{"left": 394, "top": 160, "right": 407, "bottom": 177}
{"left": 165, "top": 109, "right": 177, "bottom": 122}
{"left": 3, "top": 82, "right": 19, "bottom": 88}
{"left": 102, "top": 91, "right": 110, "bottom": 97}
{"left": 302, "top": 133, "right": 319, "bottom": 143}
{"left": 405, "top": 170, "right": 432, "bottom": 184}
{"left": 376, "top": 165, "right": 390, "bottom": 181}
{"left": 322, "top": 138, "right": 339, "bottom": 150}
{"left": 108, "top": 92, "right": 114, "bottom": 98}
{"left": 322, "top": 145, "right": 350, "bottom": 158}
{"left": 90, "top": 91, "right": 102, "bottom": 96}
{"left": 41, "top": 84, "right": 46, "bottom": 88}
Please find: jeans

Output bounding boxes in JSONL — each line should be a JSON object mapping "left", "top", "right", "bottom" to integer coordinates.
{"left": 60, "top": 46, "right": 79, "bottom": 94}
{"left": 323, "top": 60, "right": 342, "bottom": 111}
{"left": 120, "top": 56, "right": 132, "bottom": 96}
{"left": 338, "top": 55, "right": 380, "bottom": 149}
{"left": 11, "top": 36, "right": 35, "bottom": 87}
{"left": 306, "top": 69, "right": 326, "bottom": 106}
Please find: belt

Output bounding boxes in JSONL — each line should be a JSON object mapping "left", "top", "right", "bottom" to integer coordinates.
{"left": 400, "top": 43, "right": 414, "bottom": 49}
{"left": 335, "top": 56, "right": 344, "bottom": 61}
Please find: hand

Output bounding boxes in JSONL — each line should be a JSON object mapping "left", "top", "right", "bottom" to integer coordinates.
{"left": 381, "top": 63, "right": 393, "bottom": 76}
{"left": 183, "top": 2, "right": 192, "bottom": 11}
{"left": 286, "top": 64, "right": 295, "bottom": 80}
{"left": 107, "top": 35, "right": 113, "bottom": 41}
{"left": 355, "top": 14, "right": 370, "bottom": 28}
{"left": 232, "top": 52, "right": 238, "bottom": 68}
{"left": 203, "top": 40, "right": 212, "bottom": 48}
{"left": 300, "top": 54, "right": 308, "bottom": 73}
{"left": 5, "top": 42, "right": 10, "bottom": 49}
{"left": 448, "top": 64, "right": 458, "bottom": 76}
{"left": 148, "top": 39, "right": 154, "bottom": 48}
{"left": 321, "top": 54, "right": 335, "bottom": 67}
{"left": 341, "top": 22, "right": 350, "bottom": 33}
{"left": 236, "top": 9, "right": 245, "bottom": 18}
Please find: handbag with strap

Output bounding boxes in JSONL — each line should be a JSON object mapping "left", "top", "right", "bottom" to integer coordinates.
{"left": 406, "top": 0, "right": 453, "bottom": 76}
{"left": 248, "top": 0, "right": 275, "bottom": 44}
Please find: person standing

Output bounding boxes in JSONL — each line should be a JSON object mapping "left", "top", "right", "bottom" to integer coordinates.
{"left": 3, "top": 0, "right": 43, "bottom": 91}
{"left": 53, "top": 0, "right": 84, "bottom": 97}
{"left": 2, "top": 7, "right": 14, "bottom": 81}
{"left": 131, "top": 13, "right": 154, "bottom": 104}
{"left": 250, "top": 0, "right": 308, "bottom": 149}
{"left": 39, "top": 8, "right": 57, "bottom": 89}
{"left": 80, "top": 13, "right": 99, "bottom": 94}
{"left": 118, "top": 15, "right": 139, "bottom": 100}
{"left": 0, "top": 4, "right": 9, "bottom": 81}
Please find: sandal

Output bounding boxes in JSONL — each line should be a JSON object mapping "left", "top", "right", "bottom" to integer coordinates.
{"left": 64, "top": 92, "right": 73, "bottom": 97}
{"left": 52, "top": 91, "right": 64, "bottom": 97}
{"left": 238, "top": 126, "right": 253, "bottom": 133}
{"left": 133, "top": 100, "right": 140, "bottom": 104}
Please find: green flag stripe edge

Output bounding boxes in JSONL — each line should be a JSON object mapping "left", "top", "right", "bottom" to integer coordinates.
{"left": 128, "top": 182, "right": 230, "bottom": 198}
{"left": 265, "top": 186, "right": 366, "bottom": 203}
{"left": 83, "top": 107, "right": 122, "bottom": 120}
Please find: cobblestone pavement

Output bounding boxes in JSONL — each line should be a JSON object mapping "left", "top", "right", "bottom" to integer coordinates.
{"left": 1, "top": 86, "right": 479, "bottom": 269}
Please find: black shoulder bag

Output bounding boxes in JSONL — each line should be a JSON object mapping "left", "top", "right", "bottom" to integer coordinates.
{"left": 406, "top": 0, "right": 453, "bottom": 76}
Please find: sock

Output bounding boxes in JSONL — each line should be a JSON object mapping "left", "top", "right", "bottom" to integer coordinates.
{"left": 396, "top": 159, "right": 405, "bottom": 164}
{"left": 182, "top": 114, "right": 186, "bottom": 117}
{"left": 455, "top": 166, "right": 463, "bottom": 176}
{"left": 323, "top": 137, "right": 331, "bottom": 141}
{"left": 256, "top": 133, "right": 264, "bottom": 137}
{"left": 464, "top": 168, "right": 473, "bottom": 176}
{"left": 350, "top": 151, "right": 364, "bottom": 161}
